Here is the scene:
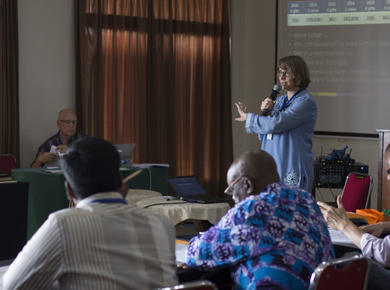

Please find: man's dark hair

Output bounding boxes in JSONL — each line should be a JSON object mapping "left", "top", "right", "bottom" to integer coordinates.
{"left": 61, "top": 137, "right": 122, "bottom": 199}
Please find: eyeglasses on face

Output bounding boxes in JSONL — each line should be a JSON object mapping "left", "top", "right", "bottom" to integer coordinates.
{"left": 224, "top": 176, "right": 243, "bottom": 195}
{"left": 59, "top": 120, "right": 77, "bottom": 125}
{"left": 277, "top": 69, "right": 291, "bottom": 77}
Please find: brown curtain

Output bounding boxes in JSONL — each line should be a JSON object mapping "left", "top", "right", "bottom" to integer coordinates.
{"left": 0, "top": 0, "right": 19, "bottom": 163}
{"left": 75, "top": 0, "right": 232, "bottom": 194}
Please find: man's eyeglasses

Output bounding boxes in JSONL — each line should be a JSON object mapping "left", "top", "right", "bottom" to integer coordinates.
{"left": 59, "top": 120, "right": 77, "bottom": 125}
{"left": 224, "top": 176, "right": 243, "bottom": 195}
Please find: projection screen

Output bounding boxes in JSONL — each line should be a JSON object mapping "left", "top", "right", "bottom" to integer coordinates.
{"left": 277, "top": 0, "right": 390, "bottom": 136}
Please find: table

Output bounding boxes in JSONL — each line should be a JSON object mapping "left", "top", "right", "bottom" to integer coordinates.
{"left": 122, "top": 165, "right": 169, "bottom": 194}
{"left": 12, "top": 166, "right": 169, "bottom": 239}
{"left": 12, "top": 169, "right": 67, "bottom": 239}
{"left": 134, "top": 196, "right": 231, "bottom": 225}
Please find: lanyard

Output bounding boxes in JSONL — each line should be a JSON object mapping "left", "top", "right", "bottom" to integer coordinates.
{"left": 279, "top": 89, "right": 303, "bottom": 111}
{"left": 89, "top": 198, "right": 128, "bottom": 205}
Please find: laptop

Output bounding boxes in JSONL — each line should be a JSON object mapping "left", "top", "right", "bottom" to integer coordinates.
{"left": 168, "top": 176, "right": 231, "bottom": 204}
{"left": 114, "top": 144, "right": 136, "bottom": 167}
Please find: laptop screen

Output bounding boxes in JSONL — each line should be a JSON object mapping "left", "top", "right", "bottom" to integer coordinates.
{"left": 114, "top": 144, "right": 136, "bottom": 162}
{"left": 168, "top": 176, "right": 206, "bottom": 196}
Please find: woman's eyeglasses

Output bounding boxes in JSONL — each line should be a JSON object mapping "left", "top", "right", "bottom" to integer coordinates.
{"left": 277, "top": 69, "right": 291, "bottom": 77}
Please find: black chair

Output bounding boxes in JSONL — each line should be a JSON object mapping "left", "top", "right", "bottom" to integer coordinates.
{"left": 0, "top": 182, "right": 29, "bottom": 260}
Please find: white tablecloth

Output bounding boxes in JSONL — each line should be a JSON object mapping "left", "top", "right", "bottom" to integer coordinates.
{"left": 127, "top": 191, "right": 231, "bottom": 225}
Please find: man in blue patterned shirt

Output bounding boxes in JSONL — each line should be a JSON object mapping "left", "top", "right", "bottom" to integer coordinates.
{"left": 185, "top": 150, "right": 333, "bottom": 289}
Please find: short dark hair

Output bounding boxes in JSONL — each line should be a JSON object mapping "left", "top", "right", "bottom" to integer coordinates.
{"left": 278, "top": 55, "right": 311, "bottom": 89}
{"left": 61, "top": 137, "right": 122, "bottom": 199}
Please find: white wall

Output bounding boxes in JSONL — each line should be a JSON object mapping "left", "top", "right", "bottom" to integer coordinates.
{"left": 18, "top": 0, "right": 74, "bottom": 167}
{"left": 230, "top": 0, "right": 276, "bottom": 158}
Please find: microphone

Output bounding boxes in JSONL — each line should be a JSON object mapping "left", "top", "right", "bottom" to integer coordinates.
{"left": 261, "top": 84, "right": 281, "bottom": 116}
{"left": 269, "top": 84, "right": 281, "bottom": 101}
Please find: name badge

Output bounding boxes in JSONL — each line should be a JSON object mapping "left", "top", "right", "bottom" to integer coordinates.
{"left": 267, "top": 133, "right": 273, "bottom": 140}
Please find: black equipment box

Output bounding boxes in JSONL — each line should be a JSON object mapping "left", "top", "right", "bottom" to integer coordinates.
{"left": 314, "top": 158, "right": 368, "bottom": 188}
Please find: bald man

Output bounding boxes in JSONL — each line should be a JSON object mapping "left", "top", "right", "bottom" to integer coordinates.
{"left": 31, "top": 109, "right": 86, "bottom": 168}
{"left": 185, "top": 150, "right": 334, "bottom": 289}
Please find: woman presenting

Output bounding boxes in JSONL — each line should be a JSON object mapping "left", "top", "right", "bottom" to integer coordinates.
{"left": 235, "top": 55, "right": 317, "bottom": 192}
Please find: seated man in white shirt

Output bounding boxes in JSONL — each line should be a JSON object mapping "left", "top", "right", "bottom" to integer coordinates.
{"left": 319, "top": 196, "right": 390, "bottom": 290}
{"left": 31, "top": 109, "right": 86, "bottom": 168}
{"left": 3, "top": 137, "right": 178, "bottom": 289}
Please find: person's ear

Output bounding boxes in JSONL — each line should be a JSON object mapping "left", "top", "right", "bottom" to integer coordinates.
{"left": 65, "top": 181, "right": 77, "bottom": 202}
{"left": 242, "top": 177, "right": 255, "bottom": 195}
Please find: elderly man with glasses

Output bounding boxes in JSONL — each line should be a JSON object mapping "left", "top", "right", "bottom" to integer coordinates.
{"left": 185, "top": 149, "right": 333, "bottom": 290}
{"left": 31, "top": 109, "right": 86, "bottom": 168}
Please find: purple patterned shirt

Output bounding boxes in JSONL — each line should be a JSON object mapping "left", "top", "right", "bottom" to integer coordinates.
{"left": 186, "top": 182, "right": 334, "bottom": 289}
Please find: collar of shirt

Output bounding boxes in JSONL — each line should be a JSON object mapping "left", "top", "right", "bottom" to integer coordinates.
{"left": 77, "top": 192, "right": 125, "bottom": 208}
{"left": 56, "top": 131, "right": 64, "bottom": 145}
{"left": 56, "top": 131, "right": 79, "bottom": 145}
{"left": 279, "top": 89, "right": 305, "bottom": 111}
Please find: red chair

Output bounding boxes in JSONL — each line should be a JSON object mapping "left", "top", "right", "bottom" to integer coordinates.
{"left": 340, "top": 172, "right": 373, "bottom": 212}
{"left": 158, "top": 280, "right": 217, "bottom": 290}
{"left": 309, "top": 254, "right": 370, "bottom": 290}
{"left": 0, "top": 154, "right": 17, "bottom": 176}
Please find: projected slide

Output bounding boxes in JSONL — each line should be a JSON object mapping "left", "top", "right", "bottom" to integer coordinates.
{"left": 278, "top": 0, "right": 390, "bottom": 134}
{"left": 288, "top": 1, "right": 390, "bottom": 26}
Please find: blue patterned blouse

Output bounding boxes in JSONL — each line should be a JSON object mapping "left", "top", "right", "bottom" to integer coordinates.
{"left": 186, "top": 182, "right": 334, "bottom": 290}
{"left": 245, "top": 89, "right": 317, "bottom": 193}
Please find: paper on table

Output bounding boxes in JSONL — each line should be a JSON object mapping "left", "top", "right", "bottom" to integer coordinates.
{"left": 175, "top": 240, "right": 188, "bottom": 264}
{"left": 45, "top": 145, "right": 61, "bottom": 168}
{"left": 46, "top": 168, "right": 63, "bottom": 174}
{"left": 329, "top": 228, "right": 358, "bottom": 248}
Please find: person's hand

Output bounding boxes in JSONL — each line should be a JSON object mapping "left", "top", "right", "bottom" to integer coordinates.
{"left": 177, "top": 263, "right": 189, "bottom": 270}
{"left": 38, "top": 152, "right": 58, "bottom": 164}
{"left": 234, "top": 101, "right": 248, "bottom": 122}
{"left": 360, "top": 222, "right": 389, "bottom": 237}
{"left": 317, "top": 195, "right": 350, "bottom": 231}
{"left": 56, "top": 145, "right": 68, "bottom": 153}
{"left": 260, "top": 97, "right": 275, "bottom": 112}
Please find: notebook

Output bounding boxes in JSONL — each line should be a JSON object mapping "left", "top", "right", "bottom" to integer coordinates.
{"left": 114, "top": 143, "right": 136, "bottom": 166}
{"left": 168, "top": 176, "right": 231, "bottom": 204}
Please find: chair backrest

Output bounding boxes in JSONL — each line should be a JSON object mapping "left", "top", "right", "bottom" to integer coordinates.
{"left": 341, "top": 172, "right": 373, "bottom": 212}
{"left": 158, "top": 280, "right": 217, "bottom": 290}
{"left": 0, "top": 154, "right": 17, "bottom": 176}
{"left": 0, "top": 181, "right": 29, "bottom": 260}
{"left": 309, "top": 254, "right": 370, "bottom": 290}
